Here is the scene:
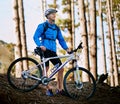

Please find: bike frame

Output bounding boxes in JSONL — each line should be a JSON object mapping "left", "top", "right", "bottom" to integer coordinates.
{"left": 41, "top": 53, "right": 76, "bottom": 78}
{"left": 26, "top": 52, "right": 80, "bottom": 82}
{"left": 42, "top": 54, "right": 74, "bottom": 79}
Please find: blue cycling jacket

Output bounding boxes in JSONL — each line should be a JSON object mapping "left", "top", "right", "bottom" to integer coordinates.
{"left": 33, "top": 21, "right": 68, "bottom": 52}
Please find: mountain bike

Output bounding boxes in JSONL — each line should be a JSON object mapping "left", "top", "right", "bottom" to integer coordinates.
{"left": 7, "top": 42, "right": 96, "bottom": 99}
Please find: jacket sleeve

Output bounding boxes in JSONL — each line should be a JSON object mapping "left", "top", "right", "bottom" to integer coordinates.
{"left": 33, "top": 24, "right": 44, "bottom": 47}
{"left": 57, "top": 29, "right": 68, "bottom": 50}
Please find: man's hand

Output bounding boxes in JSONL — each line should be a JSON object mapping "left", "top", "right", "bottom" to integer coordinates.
{"left": 66, "top": 48, "right": 71, "bottom": 54}
{"left": 40, "top": 46, "right": 46, "bottom": 51}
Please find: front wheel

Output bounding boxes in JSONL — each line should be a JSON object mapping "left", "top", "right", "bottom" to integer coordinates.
{"left": 63, "top": 67, "right": 96, "bottom": 99}
{"left": 7, "top": 57, "right": 42, "bottom": 92}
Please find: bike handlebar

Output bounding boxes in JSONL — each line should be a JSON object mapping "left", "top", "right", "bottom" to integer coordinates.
{"left": 68, "top": 42, "right": 83, "bottom": 54}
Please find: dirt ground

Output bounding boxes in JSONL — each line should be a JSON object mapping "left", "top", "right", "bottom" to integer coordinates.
{"left": 0, "top": 74, "right": 120, "bottom": 104}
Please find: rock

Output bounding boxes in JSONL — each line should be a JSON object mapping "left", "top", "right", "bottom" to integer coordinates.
{"left": 97, "top": 73, "right": 108, "bottom": 84}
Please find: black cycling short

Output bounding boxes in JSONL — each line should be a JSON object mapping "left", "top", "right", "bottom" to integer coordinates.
{"left": 42, "top": 49, "right": 62, "bottom": 67}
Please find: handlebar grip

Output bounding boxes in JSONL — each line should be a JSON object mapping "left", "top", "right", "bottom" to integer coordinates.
{"left": 78, "top": 42, "right": 83, "bottom": 49}
{"left": 67, "top": 51, "right": 73, "bottom": 54}
{"left": 68, "top": 42, "right": 83, "bottom": 54}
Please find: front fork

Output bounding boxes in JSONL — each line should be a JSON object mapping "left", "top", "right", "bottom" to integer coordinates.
{"left": 73, "top": 60, "right": 83, "bottom": 89}
{"left": 73, "top": 60, "right": 80, "bottom": 82}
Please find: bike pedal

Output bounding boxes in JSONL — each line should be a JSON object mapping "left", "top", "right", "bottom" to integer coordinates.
{"left": 51, "top": 78, "right": 56, "bottom": 81}
{"left": 48, "top": 78, "right": 56, "bottom": 82}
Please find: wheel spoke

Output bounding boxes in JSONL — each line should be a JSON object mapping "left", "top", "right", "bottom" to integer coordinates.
{"left": 7, "top": 57, "right": 42, "bottom": 92}
{"left": 63, "top": 67, "right": 96, "bottom": 99}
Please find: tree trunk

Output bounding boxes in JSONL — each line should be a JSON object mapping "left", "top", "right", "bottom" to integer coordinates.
{"left": 106, "top": 11, "right": 114, "bottom": 86}
{"left": 13, "top": 0, "right": 21, "bottom": 59}
{"left": 71, "top": 0, "right": 75, "bottom": 49}
{"left": 18, "top": 0, "right": 27, "bottom": 58}
{"left": 18, "top": 0, "right": 28, "bottom": 70}
{"left": 61, "top": 0, "right": 73, "bottom": 68}
{"left": 78, "top": 0, "right": 89, "bottom": 81}
{"left": 40, "top": 0, "right": 45, "bottom": 22}
{"left": 89, "top": 0, "right": 97, "bottom": 80}
{"left": 106, "top": 0, "right": 114, "bottom": 86}
{"left": 13, "top": 0, "right": 22, "bottom": 77}
{"left": 67, "top": 0, "right": 73, "bottom": 51}
{"left": 41, "top": 0, "right": 46, "bottom": 21}
{"left": 107, "top": 0, "right": 119, "bottom": 86}
{"left": 98, "top": 0, "right": 107, "bottom": 75}
{"left": 85, "top": 0, "right": 91, "bottom": 40}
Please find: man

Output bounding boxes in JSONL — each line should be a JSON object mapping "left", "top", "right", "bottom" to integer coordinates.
{"left": 33, "top": 8, "right": 70, "bottom": 96}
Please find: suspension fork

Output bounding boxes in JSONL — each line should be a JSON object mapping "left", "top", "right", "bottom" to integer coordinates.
{"left": 73, "top": 59, "right": 81, "bottom": 83}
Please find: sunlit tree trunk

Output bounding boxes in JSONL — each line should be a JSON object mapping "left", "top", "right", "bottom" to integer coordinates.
{"left": 71, "top": 0, "right": 75, "bottom": 49}
{"left": 18, "top": 0, "right": 28, "bottom": 70}
{"left": 112, "top": 0, "right": 120, "bottom": 71}
{"left": 106, "top": 8, "right": 114, "bottom": 86}
{"left": 98, "top": 0, "right": 107, "bottom": 75}
{"left": 89, "top": 0, "right": 97, "bottom": 80}
{"left": 107, "top": 0, "right": 119, "bottom": 86}
{"left": 69, "top": 0, "right": 74, "bottom": 68}
{"left": 78, "top": 0, "right": 89, "bottom": 81}
{"left": 18, "top": 0, "right": 27, "bottom": 58}
{"left": 67, "top": 0, "right": 73, "bottom": 51}
{"left": 85, "top": 0, "right": 90, "bottom": 38}
{"left": 13, "top": 0, "right": 22, "bottom": 77}
{"left": 13, "top": 0, "right": 21, "bottom": 59}
{"left": 41, "top": 0, "right": 46, "bottom": 21}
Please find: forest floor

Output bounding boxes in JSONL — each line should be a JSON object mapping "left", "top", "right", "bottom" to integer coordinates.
{"left": 0, "top": 74, "right": 120, "bottom": 104}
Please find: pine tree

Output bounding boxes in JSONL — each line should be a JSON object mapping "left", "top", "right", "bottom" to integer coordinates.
{"left": 18, "top": 0, "right": 28, "bottom": 70}
{"left": 112, "top": 0, "right": 120, "bottom": 73}
{"left": 13, "top": 0, "right": 22, "bottom": 77}
{"left": 18, "top": 0, "right": 27, "bottom": 58}
{"left": 61, "top": 0, "right": 73, "bottom": 50}
{"left": 71, "top": 0, "right": 75, "bottom": 49}
{"left": 13, "top": 0, "right": 22, "bottom": 59}
{"left": 98, "top": 0, "right": 107, "bottom": 75}
{"left": 107, "top": 0, "right": 119, "bottom": 86}
{"left": 89, "top": 0, "right": 97, "bottom": 80}
{"left": 78, "top": 0, "right": 89, "bottom": 81}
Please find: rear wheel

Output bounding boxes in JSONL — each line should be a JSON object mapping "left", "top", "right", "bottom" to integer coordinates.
{"left": 7, "top": 57, "right": 42, "bottom": 92}
{"left": 63, "top": 67, "right": 96, "bottom": 99}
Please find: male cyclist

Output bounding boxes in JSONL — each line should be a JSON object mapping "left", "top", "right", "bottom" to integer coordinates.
{"left": 33, "top": 8, "right": 70, "bottom": 96}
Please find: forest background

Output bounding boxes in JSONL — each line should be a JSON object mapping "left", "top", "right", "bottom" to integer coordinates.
{"left": 0, "top": 0, "right": 120, "bottom": 87}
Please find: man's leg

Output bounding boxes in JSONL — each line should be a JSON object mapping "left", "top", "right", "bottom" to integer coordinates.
{"left": 48, "top": 51, "right": 65, "bottom": 93}
{"left": 43, "top": 66, "right": 49, "bottom": 76}
{"left": 44, "top": 66, "right": 54, "bottom": 96}
{"left": 43, "top": 66, "right": 51, "bottom": 89}
{"left": 57, "top": 68, "right": 64, "bottom": 90}
{"left": 42, "top": 50, "right": 54, "bottom": 96}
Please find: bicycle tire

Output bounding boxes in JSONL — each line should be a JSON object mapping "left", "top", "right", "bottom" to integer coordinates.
{"left": 7, "top": 57, "right": 42, "bottom": 92}
{"left": 63, "top": 67, "right": 96, "bottom": 99}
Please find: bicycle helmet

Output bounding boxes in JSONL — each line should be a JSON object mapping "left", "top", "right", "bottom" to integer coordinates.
{"left": 45, "top": 8, "right": 58, "bottom": 18}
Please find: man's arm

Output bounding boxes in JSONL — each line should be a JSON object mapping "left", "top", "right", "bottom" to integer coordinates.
{"left": 33, "top": 24, "right": 44, "bottom": 47}
{"left": 57, "top": 29, "right": 69, "bottom": 51}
